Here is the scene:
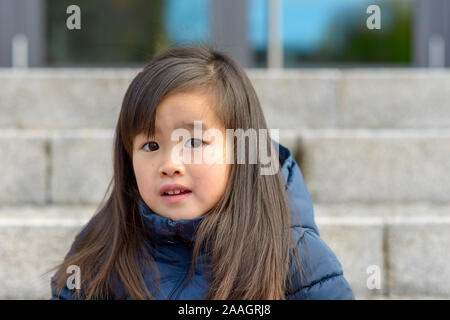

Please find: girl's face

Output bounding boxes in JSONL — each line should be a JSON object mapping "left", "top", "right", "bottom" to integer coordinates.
{"left": 132, "top": 90, "right": 231, "bottom": 221}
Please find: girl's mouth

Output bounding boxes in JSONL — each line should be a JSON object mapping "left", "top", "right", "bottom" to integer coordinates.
{"left": 160, "top": 184, "right": 192, "bottom": 204}
{"left": 161, "top": 190, "right": 192, "bottom": 204}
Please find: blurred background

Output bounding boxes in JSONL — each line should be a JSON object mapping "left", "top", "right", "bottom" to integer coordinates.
{"left": 0, "top": 0, "right": 424, "bottom": 68}
{"left": 0, "top": 0, "right": 449, "bottom": 299}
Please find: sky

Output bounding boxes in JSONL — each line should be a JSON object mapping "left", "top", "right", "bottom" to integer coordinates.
{"left": 164, "top": 0, "right": 374, "bottom": 53}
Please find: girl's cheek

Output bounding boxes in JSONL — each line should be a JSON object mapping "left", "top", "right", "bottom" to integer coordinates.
{"left": 191, "top": 164, "right": 225, "bottom": 190}
{"left": 135, "top": 160, "right": 157, "bottom": 194}
{"left": 205, "top": 164, "right": 230, "bottom": 191}
{"left": 202, "top": 143, "right": 224, "bottom": 165}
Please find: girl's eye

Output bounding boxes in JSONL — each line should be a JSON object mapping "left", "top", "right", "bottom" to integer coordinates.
{"left": 185, "top": 138, "right": 203, "bottom": 148}
{"left": 143, "top": 141, "right": 159, "bottom": 152}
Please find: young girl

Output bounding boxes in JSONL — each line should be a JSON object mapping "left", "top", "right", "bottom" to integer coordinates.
{"left": 50, "top": 46, "right": 354, "bottom": 300}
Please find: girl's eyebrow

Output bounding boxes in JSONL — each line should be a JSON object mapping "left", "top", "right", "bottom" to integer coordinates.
{"left": 151, "top": 121, "right": 212, "bottom": 135}
{"left": 173, "top": 121, "right": 210, "bottom": 131}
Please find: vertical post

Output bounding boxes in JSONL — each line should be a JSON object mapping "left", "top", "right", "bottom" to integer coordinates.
{"left": 413, "top": 0, "right": 448, "bottom": 67}
{"left": 0, "top": 0, "right": 45, "bottom": 67}
{"left": 268, "top": 0, "right": 283, "bottom": 69}
{"left": 428, "top": 35, "right": 445, "bottom": 68}
{"left": 444, "top": 0, "right": 450, "bottom": 67}
{"left": 12, "top": 33, "right": 29, "bottom": 68}
{"left": 211, "top": 0, "right": 251, "bottom": 67}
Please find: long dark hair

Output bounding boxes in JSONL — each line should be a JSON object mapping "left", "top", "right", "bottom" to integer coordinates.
{"left": 50, "top": 46, "right": 308, "bottom": 299}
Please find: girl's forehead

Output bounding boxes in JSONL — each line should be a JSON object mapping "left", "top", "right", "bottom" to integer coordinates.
{"left": 158, "top": 89, "right": 216, "bottom": 111}
{"left": 155, "top": 91, "right": 223, "bottom": 129}
{"left": 132, "top": 89, "right": 226, "bottom": 147}
{"left": 134, "top": 102, "right": 224, "bottom": 143}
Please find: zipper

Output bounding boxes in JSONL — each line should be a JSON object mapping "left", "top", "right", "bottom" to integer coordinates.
{"left": 167, "top": 270, "right": 190, "bottom": 299}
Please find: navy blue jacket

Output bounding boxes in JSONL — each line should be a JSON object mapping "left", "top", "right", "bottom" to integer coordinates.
{"left": 51, "top": 143, "right": 354, "bottom": 300}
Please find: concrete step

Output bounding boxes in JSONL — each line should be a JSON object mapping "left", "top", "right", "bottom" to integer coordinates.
{"left": 314, "top": 202, "right": 450, "bottom": 218}
{"left": 316, "top": 214, "right": 450, "bottom": 300}
{"left": 0, "top": 128, "right": 296, "bottom": 205}
{"left": 296, "top": 128, "right": 450, "bottom": 203}
{"left": 0, "top": 129, "right": 114, "bottom": 205}
{"left": 2, "top": 69, "right": 450, "bottom": 130}
{"left": 0, "top": 68, "right": 134, "bottom": 129}
{"left": 367, "top": 295, "right": 449, "bottom": 300}
{"left": 0, "top": 205, "right": 449, "bottom": 299}
{"left": 335, "top": 69, "right": 450, "bottom": 129}
{"left": 0, "top": 205, "right": 94, "bottom": 299}
{"left": 2, "top": 128, "right": 449, "bottom": 205}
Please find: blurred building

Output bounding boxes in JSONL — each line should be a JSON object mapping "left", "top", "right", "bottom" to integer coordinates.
{"left": 1, "top": 0, "right": 445, "bottom": 68}
{"left": 0, "top": 0, "right": 449, "bottom": 68}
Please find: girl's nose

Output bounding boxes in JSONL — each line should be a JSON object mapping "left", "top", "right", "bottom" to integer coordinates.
{"left": 159, "top": 152, "right": 185, "bottom": 177}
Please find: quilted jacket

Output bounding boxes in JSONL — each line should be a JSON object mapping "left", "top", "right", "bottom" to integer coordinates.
{"left": 51, "top": 143, "right": 354, "bottom": 300}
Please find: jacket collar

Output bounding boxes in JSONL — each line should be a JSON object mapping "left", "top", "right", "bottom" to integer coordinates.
{"left": 138, "top": 199, "right": 206, "bottom": 245}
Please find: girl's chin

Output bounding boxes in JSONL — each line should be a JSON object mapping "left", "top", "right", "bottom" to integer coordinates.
{"left": 158, "top": 209, "right": 203, "bottom": 221}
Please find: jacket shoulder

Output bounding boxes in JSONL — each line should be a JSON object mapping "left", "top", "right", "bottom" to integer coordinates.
{"left": 286, "top": 227, "right": 355, "bottom": 300}
{"left": 50, "top": 283, "right": 80, "bottom": 300}
{"left": 278, "top": 143, "right": 320, "bottom": 235}
{"left": 277, "top": 142, "right": 354, "bottom": 299}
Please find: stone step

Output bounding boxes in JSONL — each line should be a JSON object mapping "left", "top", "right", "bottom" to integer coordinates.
{"left": 0, "top": 205, "right": 95, "bottom": 299}
{"left": 296, "top": 128, "right": 450, "bottom": 203}
{"left": 0, "top": 205, "right": 449, "bottom": 299}
{"left": 368, "top": 294, "right": 449, "bottom": 300}
{"left": 2, "top": 69, "right": 450, "bottom": 130}
{"left": 316, "top": 214, "right": 450, "bottom": 299}
{"left": 0, "top": 129, "right": 114, "bottom": 205}
{"left": 334, "top": 69, "right": 450, "bottom": 129}
{"left": 2, "top": 128, "right": 449, "bottom": 205}
{"left": 0, "top": 68, "right": 134, "bottom": 129}
{"left": 314, "top": 202, "right": 450, "bottom": 218}
{"left": 0, "top": 128, "right": 296, "bottom": 205}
